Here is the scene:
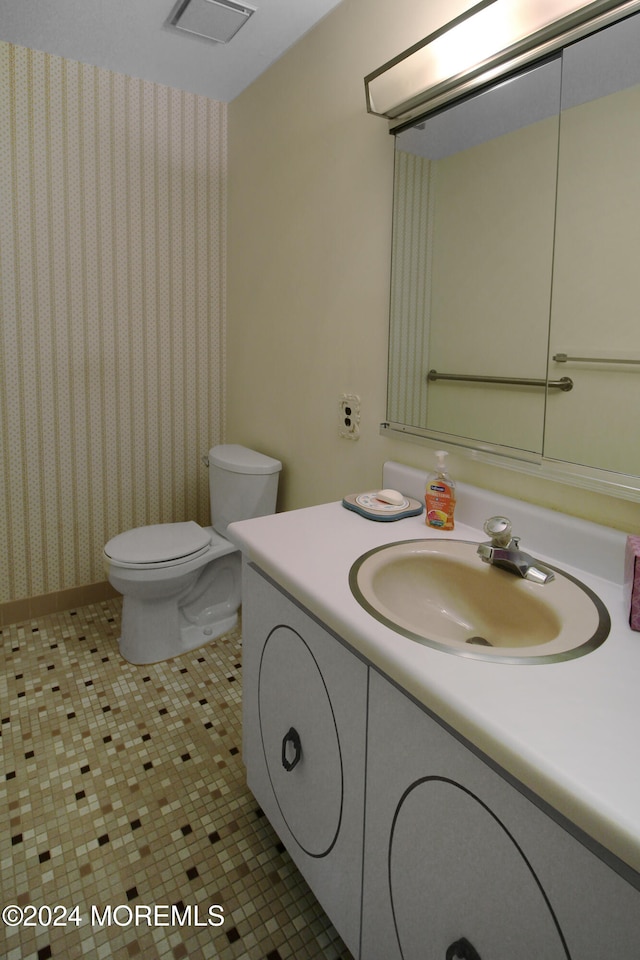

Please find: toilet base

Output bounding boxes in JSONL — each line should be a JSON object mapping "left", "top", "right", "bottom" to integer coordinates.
{"left": 118, "top": 610, "right": 238, "bottom": 665}
{"left": 115, "top": 545, "right": 242, "bottom": 665}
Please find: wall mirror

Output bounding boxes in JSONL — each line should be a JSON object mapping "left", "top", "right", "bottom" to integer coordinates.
{"left": 383, "top": 9, "right": 640, "bottom": 499}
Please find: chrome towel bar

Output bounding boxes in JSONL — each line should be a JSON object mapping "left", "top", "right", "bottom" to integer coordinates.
{"left": 427, "top": 370, "right": 573, "bottom": 391}
{"left": 553, "top": 352, "right": 640, "bottom": 365}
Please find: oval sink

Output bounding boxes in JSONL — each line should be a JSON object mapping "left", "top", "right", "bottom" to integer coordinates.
{"left": 349, "top": 539, "right": 610, "bottom": 663}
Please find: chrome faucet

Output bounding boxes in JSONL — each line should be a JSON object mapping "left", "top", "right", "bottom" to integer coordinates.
{"left": 477, "top": 516, "right": 555, "bottom": 584}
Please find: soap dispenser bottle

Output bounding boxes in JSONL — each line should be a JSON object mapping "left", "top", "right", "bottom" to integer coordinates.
{"left": 425, "top": 450, "right": 456, "bottom": 530}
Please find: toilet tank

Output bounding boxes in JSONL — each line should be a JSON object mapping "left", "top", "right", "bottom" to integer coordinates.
{"left": 208, "top": 444, "right": 282, "bottom": 537}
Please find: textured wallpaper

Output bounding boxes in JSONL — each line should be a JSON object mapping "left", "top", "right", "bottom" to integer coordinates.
{"left": 0, "top": 43, "right": 227, "bottom": 605}
{"left": 387, "top": 150, "right": 432, "bottom": 429}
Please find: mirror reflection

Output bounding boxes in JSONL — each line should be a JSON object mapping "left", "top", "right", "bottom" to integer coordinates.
{"left": 546, "top": 16, "right": 640, "bottom": 476}
{"left": 387, "top": 11, "right": 640, "bottom": 491}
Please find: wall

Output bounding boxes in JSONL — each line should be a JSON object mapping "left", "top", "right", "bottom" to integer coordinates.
{"left": 227, "top": 0, "right": 640, "bottom": 534}
{"left": 0, "top": 42, "right": 227, "bottom": 619}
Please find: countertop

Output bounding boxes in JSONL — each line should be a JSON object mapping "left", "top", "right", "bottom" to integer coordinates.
{"left": 228, "top": 462, "right": 640, "bottom": 880}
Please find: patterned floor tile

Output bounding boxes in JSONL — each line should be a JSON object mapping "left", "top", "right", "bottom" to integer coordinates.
{"left": 0, "top": 601, "right": 353, "bottom": 960}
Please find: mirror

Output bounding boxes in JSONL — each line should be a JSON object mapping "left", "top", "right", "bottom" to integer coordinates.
{"left": 386, "top": 11, "right": 640, "bottom": 497}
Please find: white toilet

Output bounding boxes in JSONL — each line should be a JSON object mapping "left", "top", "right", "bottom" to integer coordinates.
{"left": 104, "top": 444, "right": 282, "bottom": 664}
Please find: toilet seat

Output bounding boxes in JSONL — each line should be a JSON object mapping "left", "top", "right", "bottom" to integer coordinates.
{"left": 105, "top": 521, "right": 212, "bottom": 568}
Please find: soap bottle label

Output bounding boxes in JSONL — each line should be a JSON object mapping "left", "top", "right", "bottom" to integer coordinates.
{"left": 426, "top": 481, "right": 455, "bottom": 530}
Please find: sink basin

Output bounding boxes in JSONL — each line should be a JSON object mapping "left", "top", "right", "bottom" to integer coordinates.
{"left": 349, "top": 539, "right": 610, "bottom": 663}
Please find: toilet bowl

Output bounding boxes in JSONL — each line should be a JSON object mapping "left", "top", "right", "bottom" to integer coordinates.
{"left": 104, "top": 445, "right": 281, "bottom": 664}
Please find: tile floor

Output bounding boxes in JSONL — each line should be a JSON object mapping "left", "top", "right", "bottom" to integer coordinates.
{"left": 0, "top": 599, "right": 353, "bottom": 960}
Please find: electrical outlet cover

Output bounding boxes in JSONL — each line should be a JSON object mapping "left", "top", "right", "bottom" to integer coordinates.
{"left": 339, "top": 394, "right": 360, "bottom": 440}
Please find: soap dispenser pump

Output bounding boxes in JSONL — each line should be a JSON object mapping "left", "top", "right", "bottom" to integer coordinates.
{"left": 425, "top": 450, "right": 456, "bottom": 530}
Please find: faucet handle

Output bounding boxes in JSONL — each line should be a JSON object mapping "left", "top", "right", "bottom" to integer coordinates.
{"left": 483, "top": 516, "right": 513, "bottom": 547}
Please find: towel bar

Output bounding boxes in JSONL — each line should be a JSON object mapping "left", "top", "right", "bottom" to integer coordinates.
{"left": 553, "top": 352, "right": 640, "bottom": 365}
{"left": 427, "top": 370, "right": 573, "bottom": 391}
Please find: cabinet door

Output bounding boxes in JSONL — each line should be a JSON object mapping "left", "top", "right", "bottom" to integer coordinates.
{"left": 242, "top": 562, "right": 367, "bottom": 956}
{"left": 362, "top": 669, "right": 640, "bottom": 960}
{"left": 387, "top": 778, "right": 568, "bottom": 960}
{"left": 258, "top": 624, "right": 345, "bottom": 857}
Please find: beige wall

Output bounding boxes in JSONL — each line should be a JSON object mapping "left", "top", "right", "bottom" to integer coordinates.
{"left": 1, "top": 43, "right": 227, "bottom": 608}
{"left": 227, "top": 0, "right": 640, "bottom": 533}
{"left": 3, "top": 0, "right": 638, "bottom": 616}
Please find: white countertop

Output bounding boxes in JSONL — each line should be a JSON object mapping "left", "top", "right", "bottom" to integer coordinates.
{"left": 229, "top": 462, "right": 640, "bottom": 879}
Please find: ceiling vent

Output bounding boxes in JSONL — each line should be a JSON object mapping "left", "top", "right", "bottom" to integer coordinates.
{"left": 166, "top": 0, "right": 255, "bottom": 44}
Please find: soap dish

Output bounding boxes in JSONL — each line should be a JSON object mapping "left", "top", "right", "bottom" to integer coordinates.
{"left": 342, "top": 492, "right": 423, "bottom": 522}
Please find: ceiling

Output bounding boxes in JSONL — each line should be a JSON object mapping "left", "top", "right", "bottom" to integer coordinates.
{"left": 0, "top": 0, "right": 345, "bottom": 102}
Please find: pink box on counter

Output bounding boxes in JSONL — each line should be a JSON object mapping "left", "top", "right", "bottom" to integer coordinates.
{"left": 625, "top": 536, "right": 640, "bottom": 631}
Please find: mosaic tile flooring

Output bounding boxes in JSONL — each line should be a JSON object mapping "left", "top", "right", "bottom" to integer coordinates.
{"left": 0, "top": 600, "right": 354, "bottom": 960}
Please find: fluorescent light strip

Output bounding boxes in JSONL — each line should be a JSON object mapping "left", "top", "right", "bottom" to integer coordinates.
{"left": 366, "top": 0, "right": 640, "bottom": 123}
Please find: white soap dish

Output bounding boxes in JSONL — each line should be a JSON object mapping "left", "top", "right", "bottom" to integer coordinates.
{"left": 342, "top": 491, "right": 423, "bottom": 522}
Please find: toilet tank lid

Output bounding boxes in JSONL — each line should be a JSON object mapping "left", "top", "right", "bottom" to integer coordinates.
{"left": 209, "top": 444, "right": 282, "bottom": 475}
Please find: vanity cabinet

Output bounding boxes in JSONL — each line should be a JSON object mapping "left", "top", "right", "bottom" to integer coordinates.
{"left": 361, "top": 669, "right": 640, "bottom": 960}
{"left": 242, "top": 563, "right": 640, "bottom": 959}
{"left": 241, "top": 562, "right": 368, "bottom": 956}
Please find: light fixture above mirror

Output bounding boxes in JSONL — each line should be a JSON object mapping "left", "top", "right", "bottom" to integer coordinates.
{"left": 365, "top": 0, "right": 640, "bottom": 128}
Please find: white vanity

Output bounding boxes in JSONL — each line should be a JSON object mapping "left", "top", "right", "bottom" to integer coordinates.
{"left": 230, "top": 462, "right": 640, "bottom": 959}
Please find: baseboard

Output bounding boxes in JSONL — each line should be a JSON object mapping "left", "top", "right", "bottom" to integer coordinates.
{"left": 0, "top": 581, "right": 121, "bottom": 628}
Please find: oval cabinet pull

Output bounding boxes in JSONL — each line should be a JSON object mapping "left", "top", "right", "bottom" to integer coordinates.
{"left": 446, "top": 937, "right": 482, "bottom": 960}
{"left": 281, "top": 726, "right": 302, "bottom": 771}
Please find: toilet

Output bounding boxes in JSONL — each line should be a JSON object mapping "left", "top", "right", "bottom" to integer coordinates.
{"left": 104, "top": 444, "right": 282, "bottom": 664}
